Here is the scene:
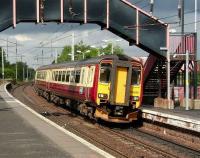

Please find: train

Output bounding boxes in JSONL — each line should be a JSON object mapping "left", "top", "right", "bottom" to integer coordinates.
{"left": 34, "top": 55, "right": 143, "bottom": 123}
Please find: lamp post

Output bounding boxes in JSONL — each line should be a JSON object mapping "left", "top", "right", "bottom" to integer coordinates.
{"left": 102, "top": 39, "right": 122, "bottom": 54}
{"left": 90, "top": 45, "right": 105, "bottom": 57}
{"left": 1, "top": 48, "right": 4, "bottom": 81}
{"left": 77, "top": 50, "right": 91, "bottom": 59}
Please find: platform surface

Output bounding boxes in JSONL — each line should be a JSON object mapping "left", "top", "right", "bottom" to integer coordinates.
{"left": 142, "top": 105, "right": 200, "bottom": 132}
{"left": 0, "top": 83, "right": 108, "bottom": 158}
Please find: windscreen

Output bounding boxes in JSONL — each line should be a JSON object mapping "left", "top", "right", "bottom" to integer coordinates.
{"left": 131, "top": 67, "right": 141, "bottom": 85}
{"left": 100, "top": 63, "right": 111, "bottom": 83}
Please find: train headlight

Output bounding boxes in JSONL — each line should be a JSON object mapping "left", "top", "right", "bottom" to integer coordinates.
{"left": 132, "top": 96, "right": 139, "bottom": 101}
{"left": 98, "top": 93, "right": 108, "bottom": 99}
{"left": 130, "top": 96, "right": 139, "bottom": 101}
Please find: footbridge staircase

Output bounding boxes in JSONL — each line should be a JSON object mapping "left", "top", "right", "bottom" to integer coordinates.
{"left": 143, "top": 33, "right": 197, "bottom": 104}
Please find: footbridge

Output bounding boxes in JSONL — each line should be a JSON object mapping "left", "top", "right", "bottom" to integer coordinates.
{"left": 0, "top": 0, "right": 168, "bottom": 57}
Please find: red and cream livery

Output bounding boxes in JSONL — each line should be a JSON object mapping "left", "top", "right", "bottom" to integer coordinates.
{"left": 35, "top": 55, "right": 143, "bottom": 123}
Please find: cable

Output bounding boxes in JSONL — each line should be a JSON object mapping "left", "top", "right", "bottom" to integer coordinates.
{"left": 171, "top": 19, "right": 200, "bottom": 29}
{"left": 159, "top": 9, "right": 199, "bottom": 20}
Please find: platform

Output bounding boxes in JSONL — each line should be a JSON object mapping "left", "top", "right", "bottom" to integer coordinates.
{"left": 0, "top": 82, "right": 113, "bottom": 158}
{"left": 142, "top": 105, "right": 200, "bottom": 133}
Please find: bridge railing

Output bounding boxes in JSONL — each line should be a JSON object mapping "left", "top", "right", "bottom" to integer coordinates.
{"left": 169, "top": 33, "right": 197, "bottom": 57}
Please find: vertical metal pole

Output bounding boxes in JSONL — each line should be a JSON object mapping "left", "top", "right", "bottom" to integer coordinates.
{"left": 36, "top": 0, "right": 40, "bottom": 23}
{"left": 84, "top": 0, "right": 87, "bottom": 24}
{"left": 60, "top": 0, "right": 64, "bottom": 23}
{"left": 167, "top": 50, "right": 171, "bottom": 108}
{"left": 111, "top": 42, "right": 114, "bottom": 54}
{"left": 106, "top": 0, "right": 110, "bottom": 29}
{"left": 194, "top": 0, "right": 198, "bottom": 99}
{"left": 7, "top": 38, "right": 8, "bottom": 60}
{"left": 16, "top": 41, "right": 18, "bottom": 81}
{"left": 1, "top": 48, "right": 4, "bottom": 80}
{"left": 83, "top": 52, "right": 85, "bottom": 59}
{"left": 27, "top": 66, "right": 29, "bottom": 81}
{"left": 186, "top": 51, "right": 189, "bottom": 110}
{"left": 13, "top": 0, "right": 16, "bottom": 28}
{"left": 71, "top": 32, "right": 75, "bottom": 61}
{"left": 55, "top": 48, "right": 58, "bottom": 64}
{"left": 181, "top": 0, "right": 184, "bottom": 34}
{"left": 195, "top": 0, "right": 197, "bottom": 32}
{"left": 51, "top": 40, "right": 53, "bottom": 58}
{"left": 42, "top": 49, "right": 44, "bottom": 65}
{"left": 194, "top": 33, "right": 198, "bottom": 99}
{"left": 21, "top": 56, "right": 24, "bottom": 81}
{"left": 181, "top": 0, "right": 186, "bottom": 97}
{"left": 136, "top": 9, "right": 139, "bottom": 45}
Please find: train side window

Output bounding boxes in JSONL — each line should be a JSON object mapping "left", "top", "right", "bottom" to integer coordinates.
{"left": 100, "top": 64, "right": 111, "bottom": 83}
{"left": 44, "top": 72, "right": 47, "bottom": 80}
{"left": 36, "top": 72, "right": 39, "bottom": 79}
{"left": 80, "top": 69, "right": 85, "bottom": 84}
{"left": 62, "top": 71, "right": 66, "bottom": 82}
{"left": 87, "top": 67, "right": 95, "bottom": 86}
{"left": 52, "top": 72, "right": 55, "bottom": 81}
{"left": 70, "top": 71, "right": 75, "bottom": 83}
{"left": 55, "top": 71, "right": 59, "bottom": 81}
{"left": 75, "top": 70, "right": 81, "bottom": 83}
{"left": 58, "top": 71, "right": 62, "bottom": 82}
{"left": 66, "top": 71, "right": 70, "bottom": 83}
{"left": 131, "top": 68, "right": 141, "bottom": 85}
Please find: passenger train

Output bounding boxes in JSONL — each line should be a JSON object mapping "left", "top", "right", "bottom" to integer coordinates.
{"left": 34, "top": 55, "right": 143, "bottom": 123}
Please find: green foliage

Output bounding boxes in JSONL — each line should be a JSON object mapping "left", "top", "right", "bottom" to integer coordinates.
{"left": 56, "top": 41, "right": 124, "bottom": 63}
{"left": 0, "top": 47, "right": 35, "bottom": 81}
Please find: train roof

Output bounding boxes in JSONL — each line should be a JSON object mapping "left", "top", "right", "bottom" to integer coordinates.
{"left": 36, "top": 54, "right": 142, "bottom": 71}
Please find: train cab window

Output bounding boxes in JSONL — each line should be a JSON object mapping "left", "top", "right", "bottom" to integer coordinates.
{"left": 66, "top": 71, "right": 70, "bottom": 83}
{"left": 62, "top": 71, "right": 66, "bottom": 82}
{"left": 131, "top": 67, "right": 141, "bottom": 85}
{"left": 70, "top": 71, "right": 75, "bottom": 83}
{"left": 75, "top": 70, "right": 81, "bottom": 83}
{"left": 100, "top": 64, "right": 111, "bottom": 83}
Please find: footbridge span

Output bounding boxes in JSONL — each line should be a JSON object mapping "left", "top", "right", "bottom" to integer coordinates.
{"left": 0, "top": 0, "right": 168, "bottom": 58}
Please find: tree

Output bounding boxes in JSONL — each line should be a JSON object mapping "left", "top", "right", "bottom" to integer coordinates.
{"left": 56, "top": 41, "right": 124, "bottom": 63}
{"left": 0, "top": 47, "right": 35, "bottom": 81}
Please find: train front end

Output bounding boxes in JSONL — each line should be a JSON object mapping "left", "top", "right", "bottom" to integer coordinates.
{"left": 95, "top": 57, "right": 143, "bottom": 123}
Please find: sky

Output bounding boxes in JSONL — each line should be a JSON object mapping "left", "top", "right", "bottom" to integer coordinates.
{"left": 0, "top": 0, "right": 199, "bottom": 68}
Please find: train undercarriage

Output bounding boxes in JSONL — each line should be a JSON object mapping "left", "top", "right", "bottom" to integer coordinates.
{"left": 35, "top": 88, "right": 140, "bottom": 123}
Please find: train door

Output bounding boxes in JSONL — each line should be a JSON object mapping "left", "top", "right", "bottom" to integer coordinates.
{"left": 110, "top": 61, "right": 132, "bottom": 106}
{"left": 114, "top": 67, "right": 128, "bottom": 104}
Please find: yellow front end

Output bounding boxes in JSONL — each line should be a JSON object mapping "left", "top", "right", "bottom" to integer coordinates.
{"left": 130, "top": 85, "right": 141, "bottom": 108}
{"left": 96, "top": 82, "right": 110, "bottom": 105}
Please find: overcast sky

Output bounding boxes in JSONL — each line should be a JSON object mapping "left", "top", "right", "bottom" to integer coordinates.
{"left": 0, "top": 0, "right": 199, "bottom": 68}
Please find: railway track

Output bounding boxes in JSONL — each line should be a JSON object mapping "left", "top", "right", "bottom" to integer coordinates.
{"left": 10, "top": 83, "right": 200, "bottom": 158}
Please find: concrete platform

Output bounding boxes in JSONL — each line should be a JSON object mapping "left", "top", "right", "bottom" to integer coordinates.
{"left": 0, "top": 83, "right": 113, "bottom": 158}
{"left": 142, "top": 105, "right": 200, "bottom": 133}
